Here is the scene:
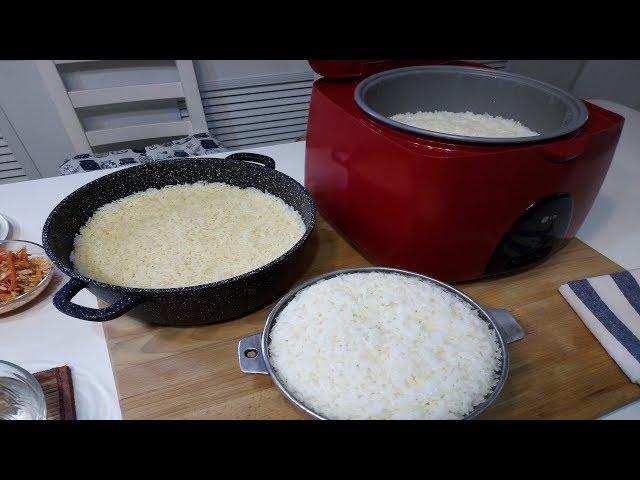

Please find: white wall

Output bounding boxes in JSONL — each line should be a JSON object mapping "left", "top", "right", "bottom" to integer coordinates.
{"left": 507, "top": 60, "right": 585, "bottom": 91}
{"left": 507, "top": 60, "right": 640, "bottom": 110}
{"left": 572, "top": 61, "right": 640, "bottom": 110}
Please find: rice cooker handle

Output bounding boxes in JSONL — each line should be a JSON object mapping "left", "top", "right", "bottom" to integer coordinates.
{"left": 53, "top": 278, "right": 142, "bottom": 322}
{"left": 238, "top": 333, "right": 269, "bottom": 374}
{"left": 486, "top": 309, "right": 525, "bottom": 344}
{"left": 542, "top": 136, "right": 589, "bottom": 163}
{"left": 225, "top": 152, "right": 276, "bottom": 169}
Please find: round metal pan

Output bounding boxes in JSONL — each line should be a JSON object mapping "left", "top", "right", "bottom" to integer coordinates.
{"left": 238, "top": 267, "right": 525, "bottom": 420}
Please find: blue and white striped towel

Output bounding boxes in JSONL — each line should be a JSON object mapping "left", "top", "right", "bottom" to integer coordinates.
{"left": 559, "top": 269, "right": 640, "bottom": 384}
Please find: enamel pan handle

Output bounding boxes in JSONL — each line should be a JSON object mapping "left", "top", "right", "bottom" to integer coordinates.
{"left": 238, "top": 333, "right": 269, "bottom": 374}
{"left": 53, "top": 277, "right": 142, "bottom": 322}
{"left": 486, "top": 309, "right": 525, "bottom": 344}
{"left": 226, "top": 152, "right": 276, "bottom": 169}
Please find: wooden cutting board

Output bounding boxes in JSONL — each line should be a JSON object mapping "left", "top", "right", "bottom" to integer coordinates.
{"left": 102, "top": 216, "right": 640, "bottom": 419}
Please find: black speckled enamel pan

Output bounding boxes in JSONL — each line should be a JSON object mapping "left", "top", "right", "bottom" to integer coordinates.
{"left": 42, "top": 153, "right": 316, "bottom": 326}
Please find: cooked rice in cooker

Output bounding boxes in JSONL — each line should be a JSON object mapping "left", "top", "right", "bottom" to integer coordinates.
{"left": 71, "top": 182, "right": 305, "bottom": 289}
{"left": 390, "top": 110, "right": 538, "bottom": 138}
{"left": 268, "top": 272, "right": 502, "bottom": 420}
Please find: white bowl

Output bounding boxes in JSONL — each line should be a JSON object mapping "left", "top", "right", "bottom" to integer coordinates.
{"left": 0, "top": 240, "right": 53, "bottom": 315}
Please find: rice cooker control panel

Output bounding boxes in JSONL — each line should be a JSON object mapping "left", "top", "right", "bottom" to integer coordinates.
{"left": 484, "top": 193, "right": 573, "bottom": 276}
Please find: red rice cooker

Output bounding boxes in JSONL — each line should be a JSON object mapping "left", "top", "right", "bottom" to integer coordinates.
{"left": 304, "top": 60, "right": 624, "bottom": 282}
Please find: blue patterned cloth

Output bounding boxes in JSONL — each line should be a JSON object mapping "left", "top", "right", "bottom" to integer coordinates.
{"left": 559, "top": 269, "right": 640, "bottom": 383}
{"left": 59, "top": 132, "right": 227, "bottom": 176}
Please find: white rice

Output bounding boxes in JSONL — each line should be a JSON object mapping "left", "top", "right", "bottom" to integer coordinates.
{"left": 269, "top": 272, "right": 502, "bottom": 420}
{"left": 71, "top": 182, "right": 305, "bottom": 289}
{"left": 390, "top": 110, "right": 538, "bottom": 138}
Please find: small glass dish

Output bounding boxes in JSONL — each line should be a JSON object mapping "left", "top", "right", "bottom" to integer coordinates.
{"left": 0, "top": 360, "right": 47, "bottom": 420}
{"left": 0, "top": 240, "right": 53, "bottom": 315}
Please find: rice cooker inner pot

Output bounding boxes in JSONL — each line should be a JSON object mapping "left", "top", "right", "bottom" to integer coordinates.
{"left": 354, "top": 65, "right": 589, "bottom": 144}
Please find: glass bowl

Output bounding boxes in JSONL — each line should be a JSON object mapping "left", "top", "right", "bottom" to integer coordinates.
{"left": 0, "top": 360, "right": 47, "bottom": 420}
{"left": 0, "top": 240, "right": 53, "bottom": 315}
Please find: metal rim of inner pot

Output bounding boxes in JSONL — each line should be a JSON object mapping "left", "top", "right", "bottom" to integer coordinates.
{"left": 354, "top": 64, "right": 589, "bottom": 145}
{"left": 238, "top": 266, "right": 525, "bottom": 420}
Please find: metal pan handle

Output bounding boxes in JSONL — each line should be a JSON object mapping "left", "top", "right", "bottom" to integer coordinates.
{"left": 225, "top": 152, "right": 276, "bottom": 169}
{"left": 53, "top": 277, "right": 142, "bottom": 322}
{"left": 238, "top": 333, "right": 269, "bottom": 374}
{"left": 486, "top": 309, "right": 525, "bottom": 344}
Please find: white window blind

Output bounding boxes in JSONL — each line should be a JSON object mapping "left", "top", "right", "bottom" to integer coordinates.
{"left": 0, "top": 135, "right": 28, "bottom": 185}
{"left": 179, "top": 72, "right": 313, "bottom": 149}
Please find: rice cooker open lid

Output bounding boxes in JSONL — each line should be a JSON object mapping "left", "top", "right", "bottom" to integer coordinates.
{"left": 352, "top": 64, "right": 590, "bottom": 144}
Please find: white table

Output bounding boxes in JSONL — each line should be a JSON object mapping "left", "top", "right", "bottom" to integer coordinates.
{"left": 0, "top": 101, "right": 638, "bottom": 419}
